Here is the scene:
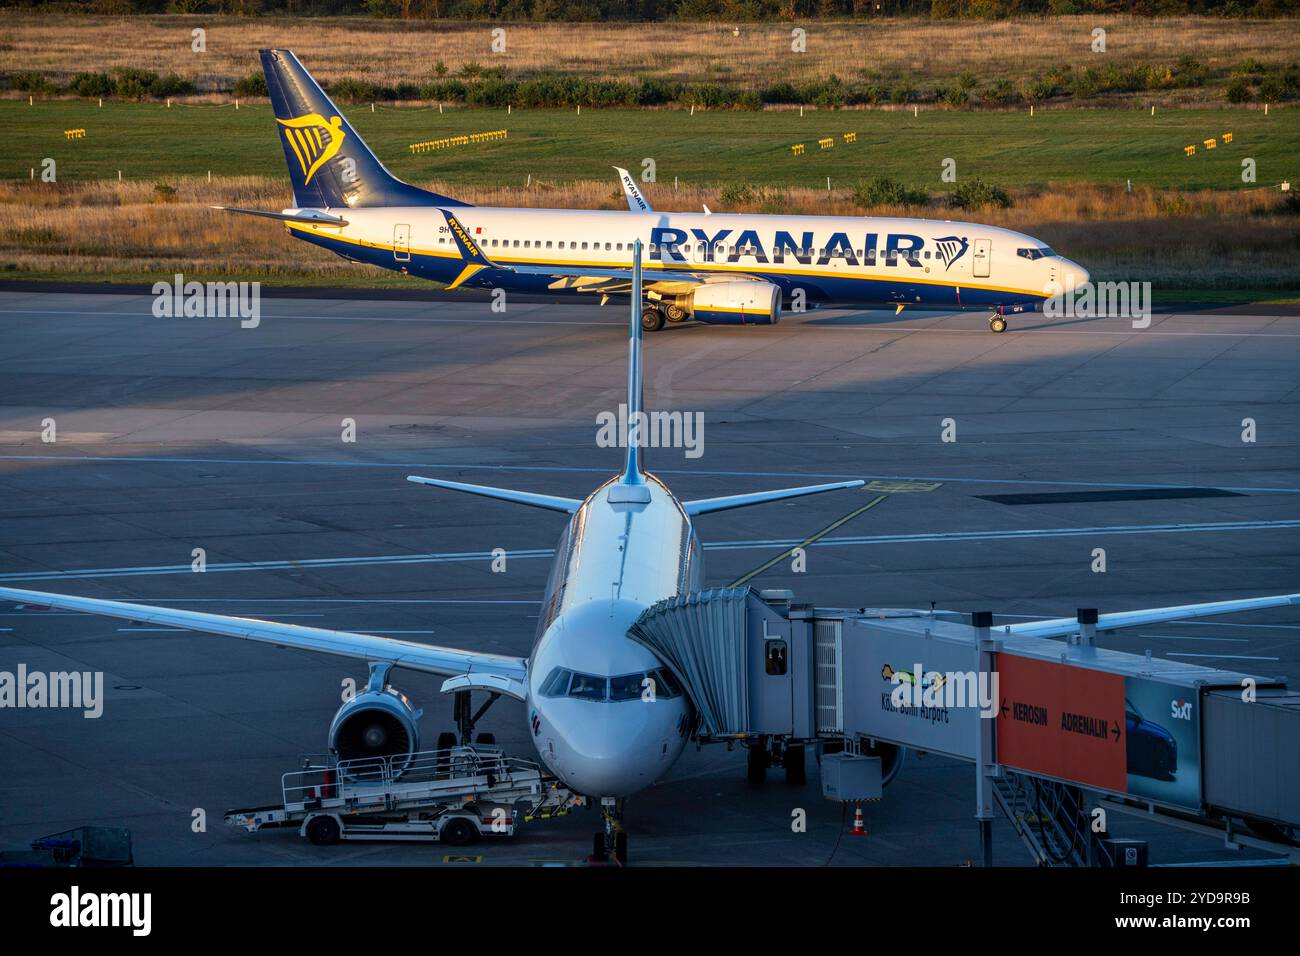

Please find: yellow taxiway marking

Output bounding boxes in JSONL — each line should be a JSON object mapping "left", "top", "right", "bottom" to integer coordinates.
{"left": 728, "top": 492, "right": 890, "bottom": 587}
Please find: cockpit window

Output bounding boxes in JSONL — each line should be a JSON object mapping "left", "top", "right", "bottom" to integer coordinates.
{"left": 541, "top": 667, "right": 685, "bottom": 702}
{"left": 539, "top": 667, "right": 571, "bottom": 698}
{"left": 654, "top": 668, "right": 683, "bottom": 698}
{"left": 567, "top": 672, "right": 607, "bottom": 700}
{"left": 609, "top": 673, "right": 646, "bottom": 701}
{"left": 1016, "top": 247, "right": 1056, "bottom": 260}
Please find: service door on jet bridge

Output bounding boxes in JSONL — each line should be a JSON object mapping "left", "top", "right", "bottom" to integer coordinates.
{"left": 394, "top": 223, "right": 411, "bottom": 262}
{"left": 972, "top": 238, "right": 990, "bottom": 278}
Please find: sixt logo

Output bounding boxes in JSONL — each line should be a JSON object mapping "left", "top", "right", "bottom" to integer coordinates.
{"left": 1170, "top": 698, "right": 1193, "bottom": 720}
{"left": 933, "top": 235, "right": 970, "bottom": 271}
{"left": 277, "top": 113, "right": 346, "bottom": 185}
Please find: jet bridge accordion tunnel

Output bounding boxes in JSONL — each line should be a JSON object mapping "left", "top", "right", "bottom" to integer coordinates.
{"left": 627, "top": 587, "right": 1300, "bottom": 841}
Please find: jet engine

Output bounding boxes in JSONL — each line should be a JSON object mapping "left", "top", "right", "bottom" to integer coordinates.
{"left": 328, "top": 678, "right": 422, "bottom": 773}
{"left": 689, "top": 281, "right": 782, "bottom": 325}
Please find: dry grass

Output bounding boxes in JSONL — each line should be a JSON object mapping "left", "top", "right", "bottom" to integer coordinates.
{"left": 1, "top": 175, "right": 1295, "bottom": 288}
{"left": 2, "top": 14, "right": 1297, "bottom": 93}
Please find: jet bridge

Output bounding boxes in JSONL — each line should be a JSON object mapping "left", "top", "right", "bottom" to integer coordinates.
{"left": 628, "top": 587, "right": 1300, "bottom": 864}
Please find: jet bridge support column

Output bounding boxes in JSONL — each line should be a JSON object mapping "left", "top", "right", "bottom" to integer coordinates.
{"left": 973, "top": 611, "right": 1000, "bottom": 867}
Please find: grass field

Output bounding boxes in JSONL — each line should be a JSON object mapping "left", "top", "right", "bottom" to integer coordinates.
{"left": 4, "top": 14, "right": 1298, "bottom": 94}
{"left": 1, "top": 100, "right": 1297, "bottom": 292}
{"left": 4, "top": 100, "right": 1296, "bottom": 189}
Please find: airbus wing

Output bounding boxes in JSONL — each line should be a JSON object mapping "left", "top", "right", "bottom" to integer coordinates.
{"left": 0, "top": 586, "right": 527, "bottom": 682}
{"left": 1005, "top": 592, "right": 1300, "bottom": 640}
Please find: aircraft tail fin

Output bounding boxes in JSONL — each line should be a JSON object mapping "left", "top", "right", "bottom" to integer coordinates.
{"left": 260, "top": 49, "right": 468, "bottom": 210}
{"left": 615, "top": 241, "right": 648, "bottom": 496}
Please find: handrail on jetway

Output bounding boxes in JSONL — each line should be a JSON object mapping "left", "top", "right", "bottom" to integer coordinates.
{"left": 627, "top": 588, "right": 1300, "bottom": 860}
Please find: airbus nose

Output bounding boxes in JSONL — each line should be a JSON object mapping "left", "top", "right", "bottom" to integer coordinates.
{"left": 537, "top": 694, "right": 689, "bottom": 797}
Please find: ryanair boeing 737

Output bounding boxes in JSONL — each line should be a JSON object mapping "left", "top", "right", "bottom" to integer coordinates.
{"left": 215, "top": 49, "right": 1089, "bottom": 334}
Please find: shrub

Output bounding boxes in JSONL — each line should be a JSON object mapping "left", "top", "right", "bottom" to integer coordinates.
{"left": 9, "top": 72, "right": 54, "bottom": 94}
{"left": 984, "top": 78, "right": 1017, "bottom": 104}
{"left": 69, "top": 72, "right": 114, "bottom": 97}
{"left": 233, "top": 72, "right": 267, "bottom": 98}
{"left": 1225, "top": 76, "right": 1252, "bottom": 103}
{"left": 1023, "top": 77, "right": 1056, "bottom": 102}
{"left": 328, "top": 77, "right": 376, "bottom": 103}
{"left": 949, "top": 179, "right": 1013, "bottom": 210}
{"left": 940, "top": 85, "right": 970, "bottom": 108}
{"left": 718, "top": 182, "right": 756, "bottom": 206}
{"left": 1257, "top": 75, "right": 1286, "bottom": 102}
{"left": 852, "top": 176, "right": 929, "bottom": 208}
{"left": 149, "top": 73, "right": 195, "bottom": 97}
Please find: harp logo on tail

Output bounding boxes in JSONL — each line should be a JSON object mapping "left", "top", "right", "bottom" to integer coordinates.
{"left": 277, "top": 113, "right": 346, "bottom": 185}
{"left": 933, "top": 235, "right": 970, "bottom": 272}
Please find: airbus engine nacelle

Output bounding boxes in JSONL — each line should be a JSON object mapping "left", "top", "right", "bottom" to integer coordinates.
{"left": 329, "top": 684, "right": 422, "bottom": 771}
{"left": 690, "top": 281, "right": 782, "bottom": 325}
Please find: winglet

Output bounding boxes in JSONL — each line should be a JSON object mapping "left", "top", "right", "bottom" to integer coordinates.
{"left": 614, "top": 166, "right": 652, "bottom": 213}
{"left": 439, "top": 208, "right": 506, "bottom": 290}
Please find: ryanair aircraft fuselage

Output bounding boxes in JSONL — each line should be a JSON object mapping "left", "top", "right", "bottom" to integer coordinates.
{"left": 224, "top": 48, "right": 1090, "bottom": 333}
{"left": 287, "top": 206, "right": 1088, "bottom": 315}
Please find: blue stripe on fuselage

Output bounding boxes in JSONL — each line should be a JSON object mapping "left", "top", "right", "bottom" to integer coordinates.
{"left": 291, "top": 229, "right": 1043, "bottom": 311}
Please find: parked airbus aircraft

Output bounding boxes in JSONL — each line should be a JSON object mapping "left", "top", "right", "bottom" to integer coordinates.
{"left": 214, "top": 49, "right": 1089, "bottom": 334}
{"left": 1, "top": 248, "right": 1296, "bottom": 864}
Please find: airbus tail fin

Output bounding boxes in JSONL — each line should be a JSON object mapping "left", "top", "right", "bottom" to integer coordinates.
{"left": 618, "top": 240, "right": 647, "bottom": 492}
{"left": 260, "top": 48, "right": 468, "bottom": 210}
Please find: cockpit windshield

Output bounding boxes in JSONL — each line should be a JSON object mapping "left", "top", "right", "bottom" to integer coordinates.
{"left": 540, "top": 667, "right": 683, "bottom": 702}
{"left": 1016, "top": 247, "right": 1056, "bottom": 261}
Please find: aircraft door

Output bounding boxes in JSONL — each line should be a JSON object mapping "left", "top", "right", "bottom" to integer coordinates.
{"left": 690, "top": 239, "right": 710, "bottom": 265}
{"left": 393, "top": 223, "right": 411, "bottom": 262}
{"left": 972, "top": 238, "right": 990, "bottom": 278}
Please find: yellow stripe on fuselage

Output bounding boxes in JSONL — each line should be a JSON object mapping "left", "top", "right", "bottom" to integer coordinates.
{"left": 286, "top": 223, "right": 1049, "bottom": 299}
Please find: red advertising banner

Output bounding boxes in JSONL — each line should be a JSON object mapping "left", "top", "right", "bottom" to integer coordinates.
{"left": 996, "top": 653, "right": 1127, "bottom": 793}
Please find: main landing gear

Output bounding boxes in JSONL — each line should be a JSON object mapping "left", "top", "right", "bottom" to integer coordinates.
{"left": 641, "top": 305, "right": 666, "bottom": 333}
{"left": 745, "top": 736, "right": 807, "bottom": 785}
{"left": 590, "top": 798, "right": 628, "bottom": 866}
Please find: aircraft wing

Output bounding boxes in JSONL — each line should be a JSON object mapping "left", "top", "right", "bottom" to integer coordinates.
{"left": 0, "top": 586, "right": 527, "bottom": 681}
{"left": 1005, "top": 592, "right": 1300, "bottom": 640}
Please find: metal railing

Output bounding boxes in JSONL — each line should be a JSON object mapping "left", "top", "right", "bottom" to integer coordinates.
{"left": 281, "top": 746, "right": 542, "bottom": 809}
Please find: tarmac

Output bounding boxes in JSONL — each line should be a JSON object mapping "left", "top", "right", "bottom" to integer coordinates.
{"left": 0, "top": 288, "right": 1297, "bottom": 866}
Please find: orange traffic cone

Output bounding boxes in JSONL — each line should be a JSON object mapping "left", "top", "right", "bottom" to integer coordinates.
{"left": 849, "top": 804, "right": 867, "bottom": 836}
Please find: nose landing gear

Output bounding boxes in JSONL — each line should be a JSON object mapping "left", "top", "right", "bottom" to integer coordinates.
{"left": 988, "top": 314, "right": 1008, "bottom": 333}
{"left": 589, "top": 798, "right": 628, "bottom": 866}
